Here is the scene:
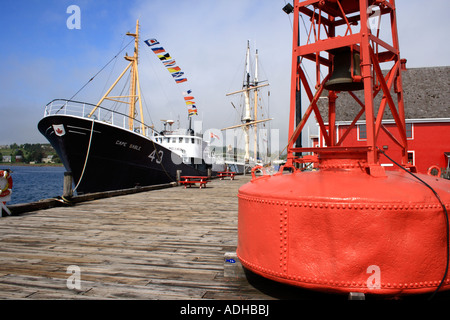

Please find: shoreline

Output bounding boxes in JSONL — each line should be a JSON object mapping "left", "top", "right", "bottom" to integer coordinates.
{"left": 0, "top": 163, "right": 64, "bottom": 167}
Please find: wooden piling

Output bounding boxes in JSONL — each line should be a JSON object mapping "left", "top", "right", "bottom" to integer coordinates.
{"left": 63, "top": 171, "right": 73, "bottom": 198}
{"left": 176, "top": 170, "right": 182, "bottom": 185}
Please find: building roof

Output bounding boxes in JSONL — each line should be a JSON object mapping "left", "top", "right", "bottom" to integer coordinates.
{"left": 317, "top": 66, "right": 450, "bottom": 122}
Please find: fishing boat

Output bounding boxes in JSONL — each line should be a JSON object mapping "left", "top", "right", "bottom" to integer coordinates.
{"left": 223, "top": 41, "right": 272, "bottom": 173}
{"left": 38, "top": 20, "right": 212, "bottom": 194}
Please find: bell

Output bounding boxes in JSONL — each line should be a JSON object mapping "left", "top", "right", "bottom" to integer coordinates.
{"left": 324, "top": 47, "right": 363, "bottom": 91}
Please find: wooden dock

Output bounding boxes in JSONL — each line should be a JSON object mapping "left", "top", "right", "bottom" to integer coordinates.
{"left": 0, "top": 175, "right": 303, "bottom": 300}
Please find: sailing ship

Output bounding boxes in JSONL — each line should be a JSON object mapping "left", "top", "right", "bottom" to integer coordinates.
{"left": 222, "top": 41, "right": 272, "bottom": 172}
{"left": 38, "top": 20, "right": 212, "bottom": 194}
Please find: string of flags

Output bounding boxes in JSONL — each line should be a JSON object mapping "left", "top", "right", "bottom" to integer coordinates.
{"left": 144, "top": 38, "right": 198, "bottom": 117}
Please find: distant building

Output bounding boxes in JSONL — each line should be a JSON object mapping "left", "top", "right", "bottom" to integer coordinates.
{"left": 2, "top": 156, "right": 11, "bottom": 163}
{"left": 14, "top": 155, "right": 23, "bottom": 163}
{"left": 41, "top": 155, "right": 54, "bottom": 164}
{"left": 315, "top": 66, "right": 450, "bottom": 174}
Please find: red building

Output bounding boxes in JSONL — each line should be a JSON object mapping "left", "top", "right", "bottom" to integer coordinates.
{"left": 314, "top": 66, "right": 450, "bottom": 175}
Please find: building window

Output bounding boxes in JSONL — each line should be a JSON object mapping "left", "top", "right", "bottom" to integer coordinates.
{"left": 405, "top": 123, "right": 413, "bottom": 139}
{"left": 358, "top": 124, "right": 367, "bottom": 140}
{"left": 445, "top": 152, "right": 450, "bottom": 169}
{"left": 407, "top": 151, "right": 414, "bottom": 165}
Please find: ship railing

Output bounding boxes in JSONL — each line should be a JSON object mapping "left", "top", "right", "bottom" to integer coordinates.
{"left": 43, "top": 99, "right": 158, "bottom": 137}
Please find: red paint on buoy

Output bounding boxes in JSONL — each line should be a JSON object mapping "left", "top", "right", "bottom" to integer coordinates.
{"left": 238, "top": 157, "right": 450, "bottom": 295}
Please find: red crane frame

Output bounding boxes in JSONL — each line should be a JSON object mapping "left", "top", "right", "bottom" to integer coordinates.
{"left": 286, "top": 0, "right": 410, "bottom": 175}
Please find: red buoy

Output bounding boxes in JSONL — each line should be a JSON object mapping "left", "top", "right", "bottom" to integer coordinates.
{"left": 238, "top": 155, "right": 450, "bottom": 295}
{"left": 237, "top": 0, "right": 450, "bottom": 297}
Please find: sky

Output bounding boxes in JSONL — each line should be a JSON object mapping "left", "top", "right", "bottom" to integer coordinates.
{"left": 0, "top": 0, "right": 449, "bottom": 149}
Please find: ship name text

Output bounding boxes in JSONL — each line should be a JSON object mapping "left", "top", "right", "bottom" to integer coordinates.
{"left": 115, "top": 140, "right": 142, "bottom": 151}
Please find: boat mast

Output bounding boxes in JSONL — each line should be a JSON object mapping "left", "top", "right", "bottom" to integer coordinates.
{"left": 253, "top": 49, "right": 259, "bottom": 163}
{"left": 126, "top": 22, "right": 138, "bottom": 130}
{"left": 243, "top": 41, "right": 252, "bottom": 163}
{"left": 88, "top": 20, "right": 145, "bottom": 134}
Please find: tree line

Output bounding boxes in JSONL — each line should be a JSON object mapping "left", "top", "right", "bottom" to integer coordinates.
{"left": 1, "top": 143, "right": 61, "bottom": 163}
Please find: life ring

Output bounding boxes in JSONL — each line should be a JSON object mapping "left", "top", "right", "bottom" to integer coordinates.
{"left": 0, "top": 170, "right": 13, "bottom": 198}
{"left": 427, "top": 165, "right": 441, "bottom": 177}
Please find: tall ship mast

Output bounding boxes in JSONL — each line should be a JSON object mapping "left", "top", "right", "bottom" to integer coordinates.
{"left": 224, "top": 41, "right": 272, "bottom": 167}
{"left": 38, "top": 20, "right": 213, "bottom": 194}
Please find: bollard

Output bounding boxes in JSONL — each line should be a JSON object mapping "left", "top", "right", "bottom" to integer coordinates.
{"left": 348, "top": 292, "right": 365, "bottom": 300}
{"left": 207, "top": 168, "right": 212, "bottom": 179}
{"left": 63, "top": 171, "right": 73, "bottom": 198}
{"left": 224, "top": 252, "right": 246, "bottom": 279}
{"left": 176, "top": 170, "right": 182, "bottom": 186}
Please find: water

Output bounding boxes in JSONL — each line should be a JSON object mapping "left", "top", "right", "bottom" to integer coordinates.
{"left": 1, "top": 166, "right": 66, "bottom": 205}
